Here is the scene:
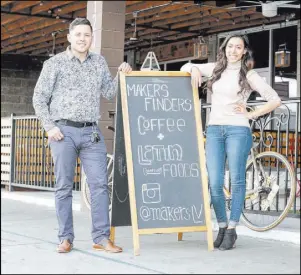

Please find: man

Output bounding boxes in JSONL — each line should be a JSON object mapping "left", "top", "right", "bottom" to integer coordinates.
{"left": 33, "top": 18, "right": 132, "bottom": 253}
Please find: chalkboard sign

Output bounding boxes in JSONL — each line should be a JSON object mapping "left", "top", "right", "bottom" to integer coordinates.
{"left": 119, "top": 71, "right": 213, "bottom": 255}
{"left": 110, "top": 80, "right": 131, "bottom": 227}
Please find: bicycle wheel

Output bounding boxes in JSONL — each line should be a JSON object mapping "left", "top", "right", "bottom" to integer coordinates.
{"left": 241, "top": 151, "right": 296, "bottom": 231}
{"left": 82, "top": 153, "right": 114, "bottom": 211}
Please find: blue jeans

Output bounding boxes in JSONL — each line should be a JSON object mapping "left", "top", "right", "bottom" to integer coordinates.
{"left": 205, "top": 125, "right": 253, "bottom": 228}
{"left": 49, "top": 123, "right": 110, "bottom": 245}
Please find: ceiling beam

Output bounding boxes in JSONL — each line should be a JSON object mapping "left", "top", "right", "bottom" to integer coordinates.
{"left": 30, "top": 42, "right": 69, "bottom": 55}
{"left": 1, "top": 13, "right": 23, "bottom": 24}
{"left": 1, "top": 1, "right": 14, "bottom": 7}
{"left": 170, "top": 8, "right": 256, "bottom": 30}
{"left": 10, "top": 1, "right": 41, "bottom": 12}
{"left": 189, "top": 12, "right": 265, "bottom": 31}
{"left": 135, "top": 23, "right": 170, "bottom": 31}
{"left": 2, "top": 22, "right": 69, "bottom": 47}
{"left": 126, "top": 1, "right": 145, "bottom": 6}
{"left": 16, "top": 36, "right": 67, "bottom": 53}
{"left": 132, "top": 5, "right": 209, "bottom": 25}
{"left": 126, "top": 1, "right": 172, "bottom": 14}
{"left": 206, "top": 15, "right": 286, "bottom": 34}
{"left": 52, "top": 1, "right": 86, "bottom": 15}
{"left": 125, "top": 7, "right": 256, "bottom": 39}
{"left": 2, "top": 17, "right": 45, "bottom": 32}
{"left": 126, "top": 28, "right": 175, "bottom": 40}
{"left": 1, "top": 10, "right": 76, "bottom": 21}
{"left": 125, "top": 20, "right": 200, "bottom": 36}
{"left": 125, "top": 6, "right": 256, "bottom": 36}
{"left": 1, "top": 30, "right": 68, "bottom": 53}
{"left": 126, "top": 2, "right": 197, "bottom": 22}
{"left": 125, "top": 23, "right": 199, "bottom": 39}
{"left": 31, "top": 1, "right": 73, "bottom": 15}
{"left": 124, "top": 16, "right": 287, "bottom": 51}
{"left": 160, "top": 7, "right": 255, "bottom": 29}
{"left": 127, "top": 12, "right": 264, "bottom": 43}
{"left": 2, "top": 6, "right": 85, "bottom": 37}
{"left": 1, "top": 18, "right": 66, "bottom": 40}
{"left": 1, "top": 1, "right": 294, "bottom": 56}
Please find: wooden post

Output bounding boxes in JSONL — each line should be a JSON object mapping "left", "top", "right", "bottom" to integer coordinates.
{"left": 109, "top": 226, "right": 116, "bottom": 243}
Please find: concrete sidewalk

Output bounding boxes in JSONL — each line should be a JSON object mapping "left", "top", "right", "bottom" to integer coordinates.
{"left": 2, "top": 189, "right": 300, "bottom": 245}
{"left": 1, "top": 189, "right": 300, "bottom": 274}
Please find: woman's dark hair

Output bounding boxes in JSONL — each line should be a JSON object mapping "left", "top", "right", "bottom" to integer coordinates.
{"left": 207, "top": 34, "right": 254, "bottom": 95}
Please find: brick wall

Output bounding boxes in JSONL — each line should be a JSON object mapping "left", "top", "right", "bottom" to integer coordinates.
{"left": 1, "top": 70, "right": 40, "bottom": 117}
{"left": 1, "top": 54, "right": 47, "bottom": 118}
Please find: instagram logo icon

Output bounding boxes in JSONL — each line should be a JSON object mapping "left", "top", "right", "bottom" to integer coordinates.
{"left": 142, "top": 183, "right": 161, "bottom": 204}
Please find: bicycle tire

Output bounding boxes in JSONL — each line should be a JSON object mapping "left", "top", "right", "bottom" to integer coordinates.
{"left": 241, "top": 151, "right": 296, "bottom": 232}
{"left": 82, "top": 153, "right": 114, "bottom": 211}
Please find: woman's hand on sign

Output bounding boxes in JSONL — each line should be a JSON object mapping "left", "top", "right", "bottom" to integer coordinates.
{"left": 118, "top": 62, "right": 132, "bottom": 74}
{"left": 190, "top": 66, "right": 202, "bottom": 88}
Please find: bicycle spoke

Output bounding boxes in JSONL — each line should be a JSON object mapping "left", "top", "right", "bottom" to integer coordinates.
{"left": 241, "top": 151, "right": 296, "bottom": 231}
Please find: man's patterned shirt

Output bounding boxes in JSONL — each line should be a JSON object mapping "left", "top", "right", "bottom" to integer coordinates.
{"left": 33, "top": 47, "right": 118, "bottom": 131}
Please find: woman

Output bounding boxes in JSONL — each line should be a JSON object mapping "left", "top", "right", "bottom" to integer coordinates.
{"left": 181, "top": 34, "right": 281, "bottom": 250}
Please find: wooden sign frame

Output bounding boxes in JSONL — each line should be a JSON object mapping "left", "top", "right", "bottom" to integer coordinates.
{"left": 119, "top": 71, "right": 213, "bottom": 255}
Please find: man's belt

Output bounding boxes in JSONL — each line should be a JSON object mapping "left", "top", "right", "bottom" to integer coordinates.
{"left": 55, "top": 119, "right": 97, "bottom": 128}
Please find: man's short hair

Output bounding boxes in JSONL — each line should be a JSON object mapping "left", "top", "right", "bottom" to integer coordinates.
{"left": 69, "top": 18, "right": 93, "bottom": 32}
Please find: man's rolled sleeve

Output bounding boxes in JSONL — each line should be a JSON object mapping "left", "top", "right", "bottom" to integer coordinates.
{"left": 32, "top": 60, "right": 58, "bottom": 131}
{"left": 100, "top": 56, "right": 118, "bottom": 100}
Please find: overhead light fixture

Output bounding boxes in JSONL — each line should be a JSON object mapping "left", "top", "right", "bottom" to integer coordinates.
{"left": 275, "top": 43, "right": 290, "bottom": 68}
{"left": 130, "top": 31, "right": 137, "bottom": 41}
{"left": 130, "top": 12, "right": 138, "bottom": 41}
{"left": 286, "top": 13, "right": 295, "bottom": 22}
{"left": 49, "top": 32, "right": 58, "bottom": 57}
{"left": 193, "top": 36, "right": 208, "bottom": 60}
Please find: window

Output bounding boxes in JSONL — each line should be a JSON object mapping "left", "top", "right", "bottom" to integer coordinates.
{"left": 166, "top": 61, "right": 188, "bottom": 71}
{"left": 248, "top": 31, "right": 269, "bottom": 69}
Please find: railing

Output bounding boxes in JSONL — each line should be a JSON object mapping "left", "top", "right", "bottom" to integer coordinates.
{"left": 201, "top": 98, "right": 300, "bottom": 216}
{"left": 1, "top": 116, "right": 13, "bottom": 190}
{"left": 1, "top": 115, "right": 81, "bottom": 191}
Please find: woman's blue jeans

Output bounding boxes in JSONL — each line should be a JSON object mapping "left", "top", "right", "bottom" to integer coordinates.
{"left": 205, "top": 125, "right": 253, "bottom": 228}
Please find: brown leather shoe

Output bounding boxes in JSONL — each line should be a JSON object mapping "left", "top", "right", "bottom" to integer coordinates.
{"left": 93, "top": 239, "right": 123, "bottom": 253}
{"left": 57, "top": 240, "right": 73, "bottom": 253}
